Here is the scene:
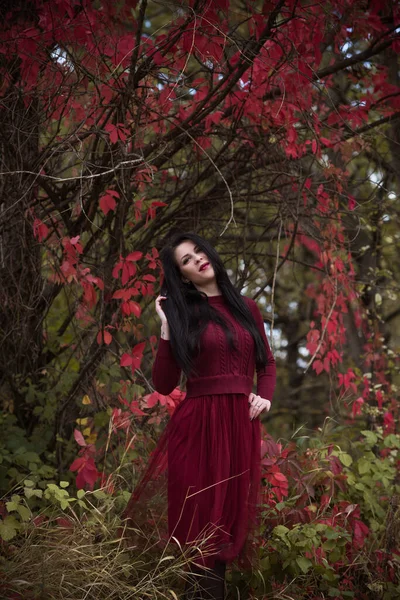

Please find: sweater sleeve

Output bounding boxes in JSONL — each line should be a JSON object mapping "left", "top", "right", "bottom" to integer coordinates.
{"left": 246, "top": 298, "right": 276, "bottom": 401}
{"left": 152, "top": 338, "right": 182, "bottom": 395}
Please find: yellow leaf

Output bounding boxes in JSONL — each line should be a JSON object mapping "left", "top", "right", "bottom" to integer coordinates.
{"left": 83, "top": 427, "right": 92, "bottom": 436}
{"left": 76, "top": 418, "right": 88, "bottom": 426}
{"left": 86, "top": 433, "right": 97, "bottom": 445}
{"left": 82, "top": 395, "right": 91, "bottom": 405}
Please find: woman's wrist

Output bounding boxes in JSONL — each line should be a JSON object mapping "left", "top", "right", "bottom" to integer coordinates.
{"left": 160, "top": 322, "right": 170, "bottom": 340}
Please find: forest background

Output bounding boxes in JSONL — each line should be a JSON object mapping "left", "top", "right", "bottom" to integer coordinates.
{"left": 1, "top": 0, "right": 400, "bottom": 598}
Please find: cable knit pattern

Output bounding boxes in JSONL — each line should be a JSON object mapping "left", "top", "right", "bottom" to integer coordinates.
{"left": 152, "top": 295, "right": 276, "bottom": 401}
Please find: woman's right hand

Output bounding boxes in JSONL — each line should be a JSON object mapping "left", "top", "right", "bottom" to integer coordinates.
{"left": 155, "top": 295, "right": 168, "bottom": 324}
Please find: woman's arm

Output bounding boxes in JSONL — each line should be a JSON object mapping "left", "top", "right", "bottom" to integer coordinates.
{"left": 152, "top": 337, "right": 182, "bottom": 395}
{"left": 246, "top": 298, "right": 276, "bottom": 401}
{"left": 152, "top": 294, "right": 182, "bottom": 395}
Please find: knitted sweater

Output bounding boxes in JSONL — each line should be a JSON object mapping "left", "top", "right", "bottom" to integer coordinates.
{"left": 152, "top": 295, "right": 276, "bottom": 401}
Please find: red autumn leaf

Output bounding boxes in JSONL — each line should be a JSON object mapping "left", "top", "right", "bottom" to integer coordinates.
{"left": 96, "top": 330, "right": 112, "bottom": 345}
{"left": 120, "top": 353, "right": 133, "bottom": 367}
{"left": 273, "top": 472, "right": 288, "bottom": 483}
{"left": 69, "top": 456, "right": 85, "bottom": 472}
{"left": 311, "top": 139, "right": 317, "bottom": 154}
{"left": 348, "top": 195, "right": 357, "bottom": 210}
{"left": 126, "top": 251, "right": 143, "bottom": 261}
{"left": 100, "top": 193, "right": 117, "bottom": 215}
{"left": 121, "top": 300, "right": 141, "bottom": 317}
{"left": 74, "top": 428, "right": 86, "bottom": 447}
{"left": 129, "top": 400, "right": 146, "bottom": 416}
{"left": 352, "top": 397, "right": 364, "bottom": 418}
{"left": 75, "top": 457, "right": 100, "bottom": 490}
{"left": 323, "top": 356, "right": 330, "bottom": 372}
{"left": 104, "top": 123, "right": 119, "bottom": 144}
{"left": 33, "top": 218, "right": 49, "bottom": 241}
{"left": 145, "top": 391, "right": 161, "bottom": 408}
{"left": 112, "top": 289, "right": 131, "bottom": 300}
{"left": 313, "top": 360, "right": 324, "bottom": 375}
{"left": 352, "top": 519, "right": 370, "bottom": 549}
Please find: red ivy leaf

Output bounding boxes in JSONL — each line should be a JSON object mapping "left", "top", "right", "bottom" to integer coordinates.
{"left": 121, "top": 300, "right": 141, "bottom": 317}
{"left": 126, "top": 251, "right": 143, "bottom": 261}
{"left": 348, "top": 195, "right": 357, "bottom": 211}
{"left": 100, "top": 193, "right": 117, "bottom": 215}
{"left": 105, "top": 123, "right": 118, "bottom": 144}
{"left": 74, "top": 428, "right": 86, "bottom": 447}
{"left": 120, "top": 353, "right": 133, "bottom": 367}
{"left": 33, "top": 218, "right": 49, "bottom": 241}
{"left": 311, "top": 139, "right": 317, "bottom": 154}
{"left": 112, "top": 289, "right": 131, "bottom": 300}
{"left": 96, "top": 330, "right": 112, "bottom": 345}
{"left": 69, "top": 456, "right": 85, "bottom": 472}
{"left": 313, "top": 360, "right": 324, "bottom": 375}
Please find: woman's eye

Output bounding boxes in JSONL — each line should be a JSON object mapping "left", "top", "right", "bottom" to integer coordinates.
{"left": 183, "top": 258, "right": 189, "bottom": 265}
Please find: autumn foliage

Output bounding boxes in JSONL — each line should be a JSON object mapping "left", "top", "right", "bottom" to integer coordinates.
{"left": 1, "top": 0, "right": 400, "bottom": 598}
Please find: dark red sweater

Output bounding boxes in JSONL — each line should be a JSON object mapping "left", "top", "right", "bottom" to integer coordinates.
{"left": 152, "top": 295, "right": 276, "bottom": 401}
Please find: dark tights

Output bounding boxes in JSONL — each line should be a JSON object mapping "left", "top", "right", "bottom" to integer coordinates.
{"left": 183, "top": 560, "right": 226, "bottom": 600}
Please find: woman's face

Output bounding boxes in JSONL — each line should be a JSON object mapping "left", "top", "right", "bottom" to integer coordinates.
{"left": 174, "top": 240, "right": 216, "bottom": 286}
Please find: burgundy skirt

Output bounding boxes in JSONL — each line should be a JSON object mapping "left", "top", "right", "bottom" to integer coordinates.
{"left": 123, "top": 392, "right": 261, "bottom": 566}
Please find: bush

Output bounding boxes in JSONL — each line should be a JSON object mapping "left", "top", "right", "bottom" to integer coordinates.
{"left": 1, "top": 422, "right": 400, "bottom": 599}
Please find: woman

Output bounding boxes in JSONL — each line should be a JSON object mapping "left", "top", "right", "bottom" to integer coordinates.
{"left": 123, "top": 232, "right": 276, "bottom": 600}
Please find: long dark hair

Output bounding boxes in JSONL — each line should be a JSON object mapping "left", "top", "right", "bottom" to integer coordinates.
{"left": 158, "top": 232, "right": 267, "bottom": 376}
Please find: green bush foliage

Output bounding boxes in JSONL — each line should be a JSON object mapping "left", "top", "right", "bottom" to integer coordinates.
{"left": 1, "top": 420, "right": 400, "bottom": 599}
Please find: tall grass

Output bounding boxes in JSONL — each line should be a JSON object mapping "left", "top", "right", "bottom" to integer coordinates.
{"left": 1, "top": 506, "right": 216, "bottom": 599}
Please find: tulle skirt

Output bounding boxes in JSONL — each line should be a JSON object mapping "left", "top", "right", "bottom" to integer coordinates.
{"left": 123, "top": 393, "right": 261, "bottom": 567}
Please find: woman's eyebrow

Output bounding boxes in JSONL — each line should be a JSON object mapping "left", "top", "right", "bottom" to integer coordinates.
{"left": 180, "top": 246, "right": 200, "bottom": 261}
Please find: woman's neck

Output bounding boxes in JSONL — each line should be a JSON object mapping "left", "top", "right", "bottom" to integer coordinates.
{"left": 194, "top": 282, "right": 221, "bottom": 297}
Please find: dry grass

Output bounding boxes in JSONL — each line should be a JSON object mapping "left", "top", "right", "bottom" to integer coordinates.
{"left": 0, "top": 508, "right": 213, "bottom": 600}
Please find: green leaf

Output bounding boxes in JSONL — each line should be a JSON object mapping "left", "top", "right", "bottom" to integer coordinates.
{"left": 296, "top": 556, "right": 312, "bottom": 574}
{"left": 23, "top": 451, "right": 41, "bottom": 463}
{"left": 24, "top": 479, "right": 35, "bottom": 488}
{"left": 303, "top": 527, "right": 316, "bottom": 538}
{"left": 358, "top": 457, "right": 371, "bottom": 475}
{"left": 92, "top": 489, "right": 107, "bottom": 500}
{"left": 339, "top": 452, "right": 353, "bottom": 467}
{"left": 77, "top": 489, "right": 86, "bottom": 499}
{"left": 24, "top": 488, "right": 43, "bottom": 499}
{"left": 273, "top": 525, "right": 290, "bottom": 538}
{"left": 384, "top": 434, "right": 400, "bottom": 449}
{"left": 361, "top": 430, "right": 378, "bottom": 445}
{"left": 60, "top": 481, "right": 70, "bottom": 488}
{"left": 17, "top": 504, "right": 30, "bottom": 521}
{"left": 0, "top": 516, "right": 20, "bottom": 541}
{"left": 6, "top": 501, "right": 18, "bottom": 512}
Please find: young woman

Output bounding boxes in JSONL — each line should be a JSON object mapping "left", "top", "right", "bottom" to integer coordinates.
{"left": 123, "top": 232, "right": 276, "bottom": 599}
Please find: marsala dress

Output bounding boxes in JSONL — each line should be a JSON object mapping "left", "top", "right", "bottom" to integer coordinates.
{"left": 124, "top": 295, "right": 276, "bottom": 565}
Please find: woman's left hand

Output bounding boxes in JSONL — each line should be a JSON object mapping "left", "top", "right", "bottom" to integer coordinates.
{"left": 248, "top": 393, "right": 271, "bottom": 421}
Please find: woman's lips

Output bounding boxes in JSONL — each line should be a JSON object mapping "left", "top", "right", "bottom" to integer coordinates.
{"left": 199, "top": 262, "right": 210, "bottom": 272}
